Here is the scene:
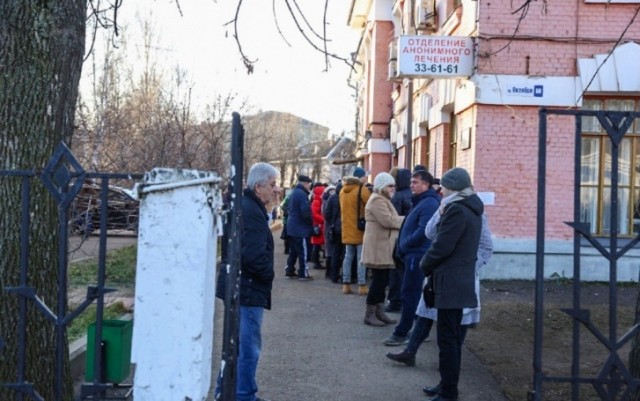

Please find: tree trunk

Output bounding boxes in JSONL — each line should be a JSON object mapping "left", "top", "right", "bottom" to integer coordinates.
{"left": 0, "top": 1, "right": 86, "bottom": 400}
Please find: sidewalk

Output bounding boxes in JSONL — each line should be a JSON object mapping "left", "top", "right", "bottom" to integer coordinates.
{"left": 210, "top": 226, "right": 507, "bottom": 401}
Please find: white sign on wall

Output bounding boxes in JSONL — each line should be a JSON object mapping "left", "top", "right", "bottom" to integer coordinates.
{"left": 397, "top": 36, "right": 474, "bottom": 78}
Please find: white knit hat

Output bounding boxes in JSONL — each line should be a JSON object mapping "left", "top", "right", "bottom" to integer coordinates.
{"left": 373, "top": 172, "right": 396, "bottom": 191}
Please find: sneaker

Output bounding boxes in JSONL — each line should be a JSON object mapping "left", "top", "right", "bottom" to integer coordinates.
{"left": 256, "top": 398, "right": 272, "bottom": 401}
{"left": 298, "top": 275, "right": 314, "bottom": 281}
{"left": 383, "top": 334, "right": 408, "bottom": 346}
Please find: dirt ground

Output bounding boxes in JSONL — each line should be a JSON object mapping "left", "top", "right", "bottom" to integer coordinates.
{"left": 468, "top": 279, "right": 639, "bottom": 401}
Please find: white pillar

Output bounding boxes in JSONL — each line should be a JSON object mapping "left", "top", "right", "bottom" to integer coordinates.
{"left": 131, "top": 168, "right": 223, "bottom": 401}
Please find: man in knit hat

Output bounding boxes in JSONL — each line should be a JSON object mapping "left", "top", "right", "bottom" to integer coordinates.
{"left": 420, "top": 167, "right": 483, "bottom": 401}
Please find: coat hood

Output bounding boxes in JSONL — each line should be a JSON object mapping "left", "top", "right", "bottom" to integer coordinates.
{"left": 312, "top": 185, "right": 325, "bottom": 198}
{"left": 456, "top": 193, "right": 484, "bottom": 216}
{"left": 396, "top": 168, "right": 411, "bottom": 190}
{"left": 341, "top": 176, "right": 363, "bottom": 193}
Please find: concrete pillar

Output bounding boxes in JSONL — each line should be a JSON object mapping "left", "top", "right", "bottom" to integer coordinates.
{"left": 131, "top": 168, "right": 223, "bottom": 401}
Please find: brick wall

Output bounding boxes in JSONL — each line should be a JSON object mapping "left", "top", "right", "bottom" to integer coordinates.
{"left": 476, "top": 1, "right": 640, "bottom": 75}
{"left": 474, "top": 105, "right": 575, "bottom": 240}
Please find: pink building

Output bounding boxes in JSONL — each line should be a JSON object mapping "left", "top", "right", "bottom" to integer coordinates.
{"left": 347, "top": 0, "right": 640, "bottom": 281}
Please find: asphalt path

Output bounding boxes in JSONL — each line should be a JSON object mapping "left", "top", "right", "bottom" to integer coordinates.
{"left": 68, "top": 231, "right": 137, "bottom": 262}
{"left": 209, "top": 227, "right": 507, "bottom": 401}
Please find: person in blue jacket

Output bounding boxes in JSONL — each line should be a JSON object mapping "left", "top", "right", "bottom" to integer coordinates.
{"left": 215, "top": 162, "right": 280, "bottom": 401}
{"left": 383, "top": 169, "right": 440, "bottom": 346}
{"left": 285, "top": 174, "right": 314, "bottom": 280}
{"left": 386, "top": 167, "right": 413, "bottom": 312}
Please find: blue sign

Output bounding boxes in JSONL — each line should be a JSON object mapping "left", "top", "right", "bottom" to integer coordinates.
{"left": 534, "top": 85, "right": 543, "bottom": 97}
{"left": 507, "top": 85, "right": 544, "bottom": 98}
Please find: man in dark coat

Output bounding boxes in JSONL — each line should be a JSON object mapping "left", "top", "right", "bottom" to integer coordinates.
{"left": 215, "top": 162, "right": 280, "bottom": 401}
{"left": 386, "top": 167, "right": 413, "bottom": 312}
{"left": 383, "top": 169, "right": 440, "bottom": 346}
{"left": 285, "top": 174, "right": 314, "bottom": 280}
{"left": 420, "top": 167, "right": 483, "bottom": 401}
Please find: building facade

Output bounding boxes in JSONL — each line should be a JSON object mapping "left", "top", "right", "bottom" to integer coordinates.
{"left": 347, "top": 0, "right": 640, "bottom": 281}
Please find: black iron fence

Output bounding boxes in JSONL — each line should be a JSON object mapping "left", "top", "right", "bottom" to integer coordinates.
{"left": 0, "top": 142, "right": 143, "bottom": 400}
{"left": 532, "top": 108, "right": 640, "bottom": 401}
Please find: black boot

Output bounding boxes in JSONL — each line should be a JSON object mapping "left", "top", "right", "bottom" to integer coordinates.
{"left": 385, "top": 350, "right": 416, "bottom": 366}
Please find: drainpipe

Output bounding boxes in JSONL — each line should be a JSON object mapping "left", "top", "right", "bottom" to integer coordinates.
{"left": 406, "top": 81, "right": 413, "bottom": 169}
{"left": 405, "top": 0, "right": 415, "bottom": 170}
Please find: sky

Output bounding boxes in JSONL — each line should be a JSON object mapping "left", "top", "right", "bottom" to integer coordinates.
{"left": 107, "top": 0, "right": 361, "bottom": 136}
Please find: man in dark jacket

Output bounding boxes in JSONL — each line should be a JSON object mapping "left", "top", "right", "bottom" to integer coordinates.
{"left": 386, "top": 167, "right": 413, "bottom": 312}
{"left": 215, "top": 162, "right": 280, "bottom": 401}
{"left": 383, "top": 169, "right": 440, "bottom": 346}
{"left": 420, "top": 167, "right": 483, "bottom": 401}
{"left": 285, "top": 174, "right": 314, "bottom": 280}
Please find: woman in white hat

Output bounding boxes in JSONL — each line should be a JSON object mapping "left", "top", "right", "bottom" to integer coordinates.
{"left": 360, "top": 172, "right": 405, "bottom": 326}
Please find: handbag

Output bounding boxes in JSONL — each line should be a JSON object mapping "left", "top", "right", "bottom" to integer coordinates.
{"left": 356, "top": 184, "right": 366, "bottom": 231}
{"left": 392, "top": 238, "right": 404, "bottom": 269}
{"left": 423, "top": 276, "right": 435, "bottom": 308}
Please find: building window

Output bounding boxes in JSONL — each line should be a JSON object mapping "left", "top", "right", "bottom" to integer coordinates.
{"left": 449, "top": 114, "right": 457, "bottom": 168}
{"left": 580, "top": 98, "right": 640, "bottom": 236}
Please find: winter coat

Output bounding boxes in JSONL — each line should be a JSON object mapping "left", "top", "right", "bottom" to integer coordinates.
{"left": 324, "top": 183, "right": 342, "bottom": 243}
{"left": 397, "top": 188, "right": 440, "bottom": 257}
{"left": 361, "top": 192, "right": 405, "bottom": 268}
{"left": 322, "top": 186, "right": 336, "bottom": 253}
{"left": 216, "top": 188, "right": 274, "bottom": 309}
{"left": 286, "top": 183, "right": 313, "bottom": 238}
{"left": 279, "top": 193, "right": 291, "bottom": 226}
{"left": 420, "top": 192, "right": 484, "bottom": 310}
{"left": 339, "top": 176, "right": 372, "bottom": 245}
{"left": 310, "top": 186, "right": 325, "bottom": 246}
{"left": 391, "top": 168, "right": 412, "bottom": 216}
{"left": 417, "top": 189, "right": 493, "bottom": 322}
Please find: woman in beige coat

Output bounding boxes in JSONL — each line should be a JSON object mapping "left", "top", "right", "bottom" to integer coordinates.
{"left": 361, "top": 172, "right": 405, "bottom": 326}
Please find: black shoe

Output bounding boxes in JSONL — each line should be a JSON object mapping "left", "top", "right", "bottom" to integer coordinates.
{"left": 385, "top": 350, "right": 415, "bottom": 366}
{"left": 285, "top": 270, "right": 297, "bottom": 279}
{"left": 427, "top": 396, "right": 457, "bottom": 401}
{"left": 423, "top": 384, "right": 442, "bottom": 396}
{"left": 384, "top": 304, "right": 401, "bottom": 313}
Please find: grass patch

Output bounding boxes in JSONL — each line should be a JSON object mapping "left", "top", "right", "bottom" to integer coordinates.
{"left": 68, "top": 245, "right": 137, "bottom": 342}
{"left": 69, "top": 245, "right": 137, "bottom": 286}
{"left": 67, "top": 301, "right": 130, "bottom": 342}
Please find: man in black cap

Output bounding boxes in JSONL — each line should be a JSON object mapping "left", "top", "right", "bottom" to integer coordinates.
{"left": 285, "top": 175, "right": 314, "bottom": 280}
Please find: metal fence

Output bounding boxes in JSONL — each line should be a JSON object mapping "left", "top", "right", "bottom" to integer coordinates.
{"left": 532, "top": 108, "right": 640, "bottom": 401}
{"left": 0, "top": 142, "right": 143, "bottom": 400}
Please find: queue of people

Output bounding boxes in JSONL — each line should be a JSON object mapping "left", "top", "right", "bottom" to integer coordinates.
{"left": 217, "top": 161, "right": 492, "bottom": 401}
{"left": 276, "top": 165, "right": 492, "bottom": 401}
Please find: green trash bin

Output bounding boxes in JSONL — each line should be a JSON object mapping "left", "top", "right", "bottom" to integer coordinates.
{"left": 85, "top": 319, "right": 133, "bottom": 383}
